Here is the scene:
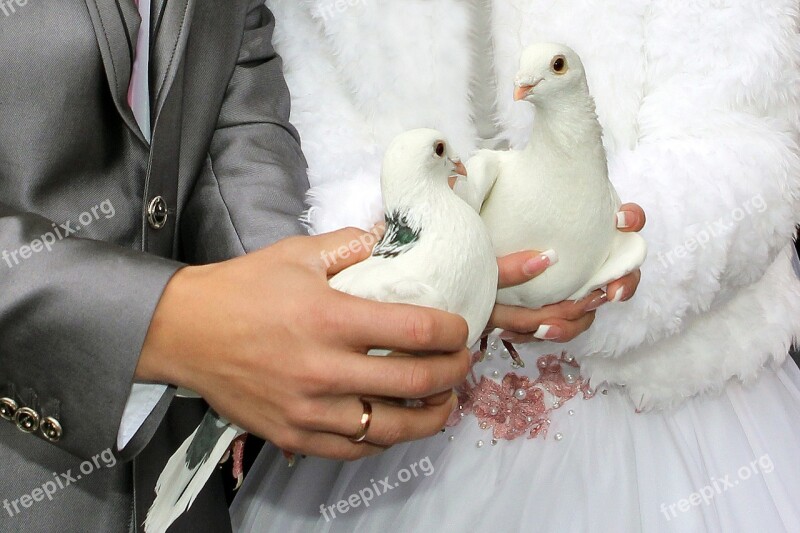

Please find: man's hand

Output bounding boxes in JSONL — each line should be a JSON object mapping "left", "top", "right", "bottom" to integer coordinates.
{"left": 137, "top": 228, "right": 470, "bottom": 461}
{"left": 489, "top": 203, "right": 646, "bottom": 343}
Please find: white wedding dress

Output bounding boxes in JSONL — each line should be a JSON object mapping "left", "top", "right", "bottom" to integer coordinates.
{"left": 231, "top": 0, "right": 800, "bottom": 531}
{"left": 232, "top": 346, "right": 800, "bottom": 532}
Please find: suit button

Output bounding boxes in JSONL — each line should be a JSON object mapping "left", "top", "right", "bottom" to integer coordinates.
{"left": 40, "top": 416, "right": 63, "bottom": 442}
{"left": 14, "top": 407, "right": 40, "bottom": 433}
{"left": 0, "top": 397, "right": 17, "bottom": 421}
{"left": 147, "top": 196, "right": 169, "bottom": 229}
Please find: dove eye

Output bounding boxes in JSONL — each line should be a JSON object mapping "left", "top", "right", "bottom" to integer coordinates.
{"left": 434, "top": 141, "right": 446, "bottom": 158}
{"left": 551, "top": 55, "right": 567, "bottom": 74}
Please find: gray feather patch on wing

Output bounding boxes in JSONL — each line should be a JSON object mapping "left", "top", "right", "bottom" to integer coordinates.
{"left": 185, "top": 410, "right": 230, "bottom": 470}
{"left": 373, "top": 211, "right": 420, "bottom": 258}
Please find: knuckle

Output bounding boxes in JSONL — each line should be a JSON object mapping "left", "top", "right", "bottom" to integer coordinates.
{"left": 405, "top": 312, "right": 437, "bottom": 348}
{"left": 308, "top": 303, "right": 342, "bottom": 336}
{"left": 508, "top": 311, "right": 537, "bottom": 334}
{"left": 405, "top": 361, "right": 434, "bottom": 396}
{"left": 285, "top": 401, "right": 320, "bottom": 429}
{"left": 564, "top": 305, "right": 587, "bottom": 321}
{"left": 381, "top": 420, "right": 411, "bottom": 444}
{"left": 341, "top": 226, "right": 366, "bottom": 243}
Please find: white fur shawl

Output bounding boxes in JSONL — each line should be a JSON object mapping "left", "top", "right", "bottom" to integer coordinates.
{"left": 266, "top": 0, "right": 800, "bottom": 409}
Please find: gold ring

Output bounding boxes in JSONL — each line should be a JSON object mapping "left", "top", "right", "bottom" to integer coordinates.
{"left": 350, "top": 399, "right": 373, "bottom": 443}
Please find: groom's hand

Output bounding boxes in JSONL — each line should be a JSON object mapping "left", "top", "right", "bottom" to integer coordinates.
{"left": 137, "top": 228, "right": 469, "bottom": 461}
{"left": 488, "top": 203, "right": 646, "bottom": 343}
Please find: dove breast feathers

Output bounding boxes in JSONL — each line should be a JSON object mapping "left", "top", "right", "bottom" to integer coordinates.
{"left": 472, "top": 139, "right": 620, "bottom": 309}
{"left": 329, "top": 191, "right": 498, "bottom": 348}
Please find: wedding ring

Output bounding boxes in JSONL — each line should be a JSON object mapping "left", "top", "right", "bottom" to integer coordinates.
{"left": 350, "top": 399, "right": 373, "bottom": 443}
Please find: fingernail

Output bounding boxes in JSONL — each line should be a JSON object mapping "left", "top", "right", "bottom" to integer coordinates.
{"left": 523, "top": 249, "right": 558, "bottom": 276}
{"left": 584, "top": 292, "right": 608, "bottom": 312}
{"left": 610, "top": 287, "right": 626, "bottom": 302}
{"left": 616, "top": 212, "right": 631, "bottom": 229}
{"left": 534, "top": 325, "right": 563, "bottom": 341}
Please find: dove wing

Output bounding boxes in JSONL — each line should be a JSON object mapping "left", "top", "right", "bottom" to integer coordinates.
{"left": 458, "top": 149, "right": 504, "bottom": 211}
{"left": 330, "top": 260, "right": 449, "bottom": 311}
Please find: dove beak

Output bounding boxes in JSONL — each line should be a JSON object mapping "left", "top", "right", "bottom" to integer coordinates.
{"left": 514, "top": 79, "right": 541, "bottom": 101}
{"left": 452, "top": 159, "right": 467, "bottom": 178}
{"left": 448, "top": 158, "right": 467, "bottom": 189}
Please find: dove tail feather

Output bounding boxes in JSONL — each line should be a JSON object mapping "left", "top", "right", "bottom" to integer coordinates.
{"left": 144, "top": 418, "right": 241, "bottom": 533}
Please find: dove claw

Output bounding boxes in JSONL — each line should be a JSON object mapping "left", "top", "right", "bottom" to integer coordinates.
{"left": 501, "top": 340, "right": 525, "bottom": 368}
{"left": 478, "top": 335, "right": 489, "bottom": 362}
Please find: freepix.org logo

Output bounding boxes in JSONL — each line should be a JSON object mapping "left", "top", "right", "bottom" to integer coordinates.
{"left": 0, "top": 0, "right": 30, "bottom": 18}
{"left": 2, "top": 199, "right": 116, "bottom": 269}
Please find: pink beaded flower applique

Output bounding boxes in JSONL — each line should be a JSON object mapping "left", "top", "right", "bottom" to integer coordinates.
{"left": 447, "top": 352, "right": 595, "bottom": 440}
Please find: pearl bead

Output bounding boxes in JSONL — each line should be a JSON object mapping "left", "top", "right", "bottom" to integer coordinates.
{"left": 491, "top": 370, "right": 500, "bottom": 378}
{"left": 448, "top": 435, "right": 455, "bottom": 442}
{"left": 459, "top": 412, "right": 466, "bottom": 418}
{"left": 500, "top": 349, "right": 510, "bottom": 359}
{"left": 476, "top": 440, "right": 484, "bottom": 448}
{"left": 565, "top": 374, "right": 577, "bottom": 384}
{"left": 564, "top": 354, "right": 575, "bottom": 363}
{"left": 489, "top": 406, "right": 499, "bottom": 416}
{"left": 568, "top": 409, "right": 575, "bottom": 416}
{"left": 514, "top": 388, "right": 527, "bottom": 400}
{"left": 491, "top": 439, "right": 498, "bottom": 446}
{"left": 485, "top": 354, "right": 494, "bottom": 361}
{"left": 552, "top": 401, "right": 560, "bottom": 409}
{"left": 526, "top": 416, "right": 534, "bottom": 423}
{"left": 537, "top": 359, "right": 548, "bottom": 369}
{"left": 480, "top": 422, "right": 489, "bottom": 430}
{"left": 490, "top": 340, "right": 498, "bottom": 350}
{"left": 555, "top": 433, "right": 564, "bottom": 441}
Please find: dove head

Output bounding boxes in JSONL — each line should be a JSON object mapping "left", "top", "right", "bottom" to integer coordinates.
{"left": 514, "top": 43, "right": 588, "bottom": 107}
{"left": 380, "top": 128, "right": 465, "bottom": 210}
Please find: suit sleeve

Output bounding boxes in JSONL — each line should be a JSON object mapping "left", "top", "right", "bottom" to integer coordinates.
{"left": 0, "top": 205, "right": 183, "bottom": 461}
{"left": 180, "top": 1, "right": 309, "bottom": 264}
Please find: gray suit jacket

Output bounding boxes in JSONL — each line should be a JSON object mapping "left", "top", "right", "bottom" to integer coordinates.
{"left": 0, "top": 0, "right": 308, "bottom": 530}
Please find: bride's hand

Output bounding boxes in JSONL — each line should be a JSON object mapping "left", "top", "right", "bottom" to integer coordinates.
{"left": 488, "top": 203, "right": 646, "bottom": 344}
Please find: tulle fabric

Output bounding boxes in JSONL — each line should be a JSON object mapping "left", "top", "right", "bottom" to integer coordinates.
{"left": 231, "top": 358, "right": 800, "bottom": 533}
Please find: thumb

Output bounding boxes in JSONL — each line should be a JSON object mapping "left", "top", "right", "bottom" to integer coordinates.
{"left": 310, "top": 226, "right": 383, "bottom": 276}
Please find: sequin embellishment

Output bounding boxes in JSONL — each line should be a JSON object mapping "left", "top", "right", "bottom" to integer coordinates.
{"left": 447, "top": 353, "right": 594, "bottom": 440}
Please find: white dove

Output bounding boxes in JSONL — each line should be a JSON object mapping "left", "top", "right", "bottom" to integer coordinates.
{"left": 465, "top": 43, "right": 647, "bottom": 362}
{"left": 329, "top": 128, "right": 498, "bottom": 348}
{"left": 145, "top": 128, "right": 498, "bottom": 533}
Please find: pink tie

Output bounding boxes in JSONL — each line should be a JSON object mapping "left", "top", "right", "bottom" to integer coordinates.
{"left": 128, "top": 0, "right": 151, "bottom": 140}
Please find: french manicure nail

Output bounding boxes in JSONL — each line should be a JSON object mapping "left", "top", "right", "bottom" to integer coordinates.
{"left": 523, "top": 249, "right": 558, "bottom": 276}
{"left": 616, "top": 212, "right": 630, "bottom": 229}
{"left": 585, "top": 293, "right": 609, "bottom": 312}
{"left": 534, "top": 325, "right": 563, "bottom": 341}
{"left": 611, "top": 287, "right": 626, "bottom": 302}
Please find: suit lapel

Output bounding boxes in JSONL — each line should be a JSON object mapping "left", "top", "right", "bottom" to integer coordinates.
{"left": 115, "top": 0, "right": 141, "bottom": 57}
{"left": 82, "top": 0, "right": 147, "bottom": 145}
{"left": 149, "top": 0, "right": 197, "bottom": 125}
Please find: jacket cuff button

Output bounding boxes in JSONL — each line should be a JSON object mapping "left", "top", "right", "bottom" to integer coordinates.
{"left": 0, "top": 397, "right": 17, "bottom": 421}
{"left": 14, "top": 407, "right": 40, "bottom": 434}
{"left": 40, "top": 417, "right": 63, "bottom": 443}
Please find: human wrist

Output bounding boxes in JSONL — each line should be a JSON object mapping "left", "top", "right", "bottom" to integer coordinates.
{"left": 136, "top": 265, "right": 211, "bottom": 388}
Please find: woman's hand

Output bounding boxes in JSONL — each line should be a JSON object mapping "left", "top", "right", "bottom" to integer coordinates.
{"left": 488, "top": 203, "right": 646, "bottom": 344}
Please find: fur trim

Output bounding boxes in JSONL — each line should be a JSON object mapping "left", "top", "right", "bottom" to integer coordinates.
{"left": 267, "top": 0, "right": 800, "bottom": 408}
